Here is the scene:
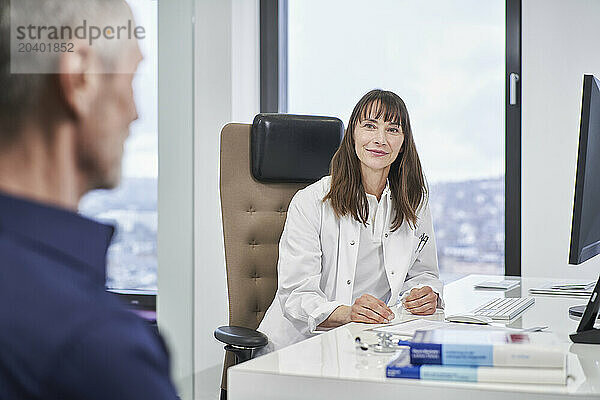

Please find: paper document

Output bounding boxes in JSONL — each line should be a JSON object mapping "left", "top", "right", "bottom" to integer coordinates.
{"left": 474, "top": 279, "right": 520, "bottom": 290}
{"left": 529, "top": 282, "right": 595, "bottom": 297}
{"left": 369, "top": 319, "right": 510, "bottom": 337}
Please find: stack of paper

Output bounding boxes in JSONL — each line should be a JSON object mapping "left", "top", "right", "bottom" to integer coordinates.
{"left": 474, "top": 280, "right": 520, "bottom": 290}
{"left": 528, "top": 282, "right": 595, "bottom": 297}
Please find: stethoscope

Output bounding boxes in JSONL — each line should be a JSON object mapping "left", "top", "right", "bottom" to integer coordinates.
{"left": 355, "top": 332, "right": 410, "bottom": 353}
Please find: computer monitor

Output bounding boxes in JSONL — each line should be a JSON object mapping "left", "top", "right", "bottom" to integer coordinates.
{"left": 569, "top": 75, "right": 600, "bottom": 344}
{"left": 569, "top": 74, "right": 600, "bottom": 265}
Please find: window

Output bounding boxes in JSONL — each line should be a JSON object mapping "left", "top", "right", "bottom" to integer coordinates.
{"left": 263, "top": 0, "right": 521, "bottom": 282}
{"left": 79, "top": 0, "right": 158, "bottom": 291}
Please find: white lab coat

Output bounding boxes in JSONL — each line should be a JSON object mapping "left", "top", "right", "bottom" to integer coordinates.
{"left": 257, "top": 176, "right": 443, "bottom": 352}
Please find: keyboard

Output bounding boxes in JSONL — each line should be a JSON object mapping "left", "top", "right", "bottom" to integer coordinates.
{"left": 469, "top": 297, "right": 535, "bottom": 320}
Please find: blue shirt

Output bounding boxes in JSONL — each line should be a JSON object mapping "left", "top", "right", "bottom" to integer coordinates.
{"left": 0, "top": 192, "right": 179, "bottom": 399}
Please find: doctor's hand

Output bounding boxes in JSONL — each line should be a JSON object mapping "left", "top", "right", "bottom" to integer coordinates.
{"left": 403, "top": 286, "right": 438, "bottom": 315}
{"left": 349, "top": 294, "right": 395, "bottom": 324}
{"left": 319, "top": 294, "right": 395, "bottom": 329}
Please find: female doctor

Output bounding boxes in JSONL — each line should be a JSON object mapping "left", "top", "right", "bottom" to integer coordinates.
{"left": 258, "top": 89, "right": 443, "bottom": 352}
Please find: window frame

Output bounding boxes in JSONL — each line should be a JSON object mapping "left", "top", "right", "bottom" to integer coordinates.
{"left": 260, "top": 0, "right": 287, "bottom": 113}
{"left": 260, "top": 0, "right": 522, "bottom": 276}
{"left": 505, "top": 0, "right": 522, "bottom": 276}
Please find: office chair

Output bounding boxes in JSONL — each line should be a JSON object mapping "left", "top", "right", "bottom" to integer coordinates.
{"left": 214, "top": 114, "right": 343, "bottom": 399}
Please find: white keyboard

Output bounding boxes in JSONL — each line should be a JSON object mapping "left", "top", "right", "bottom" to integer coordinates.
{"left": 470, "top": 297, "right": 535, "bottom": 320}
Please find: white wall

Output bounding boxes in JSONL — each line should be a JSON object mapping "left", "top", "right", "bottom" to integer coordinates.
{"left": 522, "top": 0, "right": 600, "bottom": 279}
{"left": 158, "top": 1, "right": 195, "bottom": 399}
{"left": 193, "top": 0, "right": 230, "bottom": 399}
{"left": 193, "top": 1, "right": 260, "bottom": 399}
{"left": 232, "top": 0, "right": 260, "bottom": 123}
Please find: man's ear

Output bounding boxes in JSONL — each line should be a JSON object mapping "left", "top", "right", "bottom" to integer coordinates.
{"left": 57, "top": 43, "right": 101, "bottom": 119}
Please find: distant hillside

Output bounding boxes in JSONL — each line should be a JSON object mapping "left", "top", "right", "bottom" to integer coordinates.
{"left": 429, "top": 177, "right": 504, "bottom": 280}
{"left": 80, "top": 178, "right": 158, "bottom": 290}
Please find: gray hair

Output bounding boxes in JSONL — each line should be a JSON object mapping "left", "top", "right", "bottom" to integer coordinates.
{"left": 0, "top": 0, "right": 131, "bottom": 145}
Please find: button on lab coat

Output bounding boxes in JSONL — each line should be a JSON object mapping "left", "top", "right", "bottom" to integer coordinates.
{"left": 257, "top": 176, "right": 443, "bottom": 351}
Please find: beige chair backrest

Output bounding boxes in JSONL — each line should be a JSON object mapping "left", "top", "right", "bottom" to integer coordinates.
{"left": 219, "top": 123, "right": 308, "bottom": 390}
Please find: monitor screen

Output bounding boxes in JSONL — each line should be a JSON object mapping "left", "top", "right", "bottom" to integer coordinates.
{"left": 570, "top": 75, "right": 600, "bottom": 264}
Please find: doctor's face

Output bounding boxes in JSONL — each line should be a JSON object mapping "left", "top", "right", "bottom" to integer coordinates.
{"left": 353, "top": 115, "right": 404, "bottom": 176}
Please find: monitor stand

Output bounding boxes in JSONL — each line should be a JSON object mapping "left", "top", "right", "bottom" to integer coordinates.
{"left": 570, "top": 276, "right": 600, "bottom": 344}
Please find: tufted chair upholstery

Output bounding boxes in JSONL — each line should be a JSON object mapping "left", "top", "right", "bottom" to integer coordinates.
{"left": 218, "top": 123, "right": 308, "bottom": 393}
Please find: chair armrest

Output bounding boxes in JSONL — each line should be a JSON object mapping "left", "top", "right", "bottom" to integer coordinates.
{"left": 214, "top": 325, "right": 268, "bottom": 349}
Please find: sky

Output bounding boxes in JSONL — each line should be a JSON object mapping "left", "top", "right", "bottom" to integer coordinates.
{"left": 287, "top": 0, "right": 505, "bottom": 183}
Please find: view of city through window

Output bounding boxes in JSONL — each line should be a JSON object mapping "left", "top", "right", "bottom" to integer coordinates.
{"left": 79, "top": 0, "right": 158, "bottom": 290}
{"left": 287, "top": 0, "right": 506, "bottom": 282}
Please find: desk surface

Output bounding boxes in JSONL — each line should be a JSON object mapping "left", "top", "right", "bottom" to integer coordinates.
{"left": 228, "top": 275, "right": 600, "bottom": 400}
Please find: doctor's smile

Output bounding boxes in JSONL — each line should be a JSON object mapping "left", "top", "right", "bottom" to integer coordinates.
{"left": 366, "top": 149, "right": 389, "bottom": 156}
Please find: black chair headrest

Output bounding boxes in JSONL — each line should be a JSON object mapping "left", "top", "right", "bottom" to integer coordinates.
{"left": 251, "top": 114, "right": 344, "bottom": 183}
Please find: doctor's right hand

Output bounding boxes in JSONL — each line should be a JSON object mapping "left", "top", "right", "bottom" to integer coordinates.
{"left": 349, "top": 294, "right": 395, "bottom": 324}
{"left": 319, "top": 294, "right": 395, "bottom": 329}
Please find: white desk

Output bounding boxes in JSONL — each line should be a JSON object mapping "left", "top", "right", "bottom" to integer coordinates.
{"left": 228, "top": 275, "right": 600, "bottom": 400}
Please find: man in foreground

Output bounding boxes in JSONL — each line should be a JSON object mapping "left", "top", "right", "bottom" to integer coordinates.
{"left": 0, "top": 0, "right": 179, "bottom": 398}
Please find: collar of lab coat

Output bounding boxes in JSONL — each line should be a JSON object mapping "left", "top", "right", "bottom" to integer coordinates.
{"left": 382, "top": 180, "right": 391, "bottom": 198}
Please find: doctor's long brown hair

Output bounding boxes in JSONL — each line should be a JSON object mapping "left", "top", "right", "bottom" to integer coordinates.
{"left": 324, "top": 89, "right": 427, "bottom": 231}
